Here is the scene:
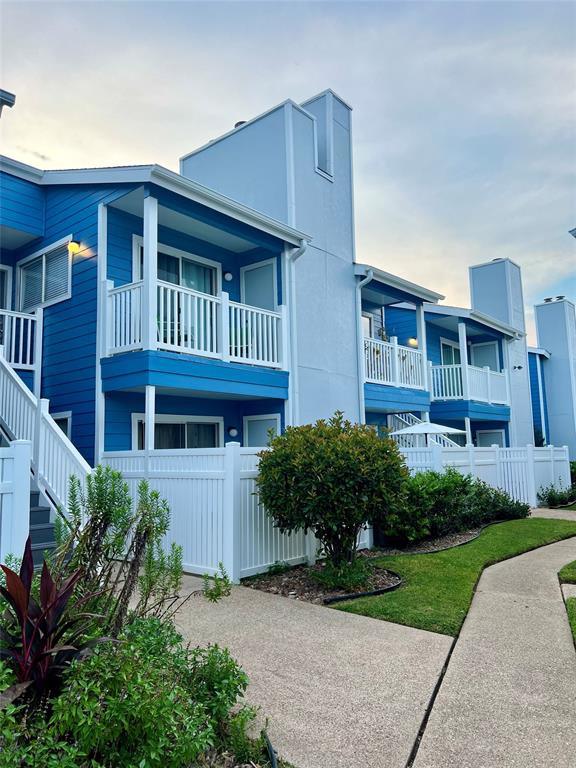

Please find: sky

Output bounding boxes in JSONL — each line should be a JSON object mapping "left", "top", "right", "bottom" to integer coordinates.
{"left": 0, "top": 0, "right": 575, "bottom": 343}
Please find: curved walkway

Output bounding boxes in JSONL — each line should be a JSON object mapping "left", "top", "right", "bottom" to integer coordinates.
{"left": 413, "top": 512, "right": 576, "bottom": 768}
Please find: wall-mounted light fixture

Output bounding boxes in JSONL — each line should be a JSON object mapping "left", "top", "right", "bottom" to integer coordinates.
{"left": 68, "top": 240, "right": 81, "bottom": 255}
{"left": 407, "top": 337, "right": 419, "bottom": 348}
{"left": 513, "top": 365, "right": 523, "bottom": 370}
{"left": 227, "top": 427, "right": 238, "bottom": 438}
{"left": 224, "top": 272, "right": 233, "bottom": 282}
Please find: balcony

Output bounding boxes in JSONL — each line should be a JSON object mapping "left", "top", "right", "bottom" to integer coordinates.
{"left": 430, "top": 363, "right": 509, "bottom": 405}
{"left": 106, "top": 281, "right": 286, "bottom": 369}
{"left": 364, "top": 337, "right": 426, "bottom": 390}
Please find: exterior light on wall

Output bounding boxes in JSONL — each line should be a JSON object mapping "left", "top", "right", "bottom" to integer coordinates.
{"left": 228, "top": 427, "right": 239, "bottom": 438}
{"left": 224, "top": 272, "right": 233, "bottom": 282}
{"left": 68, "top": 240, "right": 81, "bottom": 255}
{"left": 407, "top": 337, "right": 419, "bottom": 348}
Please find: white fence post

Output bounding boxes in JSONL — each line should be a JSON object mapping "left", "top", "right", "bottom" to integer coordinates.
{"left": 33, "top": 308, "right": 43, "bottom": 399}
{"left": 223, "top": 441, "right": 241, "bottom": 583}
{"left": 525, "top": 444, "right": 537, "bottom": 507}
{"left": 484, "top": 366, "right": 491, "bottom": 404}
{"left": 221, "top": 292, "right": 230, "bottom": 362}
{"left": 33, "top": 398, "right": 49, "bottom": 480}
{"left": 431, "top": 442, "right": 443, "bottom": 472}
{"left": 0, "top": 441, "right": 31, "bottom": 563}
{"left": 549, "top": 444, "right": 555, "bottom": 485}
{"left": 306, "top": 532, "right": 317, "bottom": 565}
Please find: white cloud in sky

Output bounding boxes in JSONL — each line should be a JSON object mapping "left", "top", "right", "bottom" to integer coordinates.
{"left": 1, "top": 0, "right": 574, "bottom": 342}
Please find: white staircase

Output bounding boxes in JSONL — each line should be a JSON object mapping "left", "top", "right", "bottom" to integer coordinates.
{"left": 0, "top": 348, "right": 91, "bottom": 515}
{"left": 387, "top": 412, "right": 460, "bottom": 448}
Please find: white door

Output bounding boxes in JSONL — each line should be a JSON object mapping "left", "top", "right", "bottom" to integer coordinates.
{"left": 241, "top": 261, "right": 277, "bottom": 310}
{"left": 476, "top": 430, "right": 505, "bottom": 447}
{"left": 243, "top": 415, "right": 280, "bottom": 447}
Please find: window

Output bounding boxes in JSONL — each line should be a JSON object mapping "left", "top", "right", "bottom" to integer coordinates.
{"left": 441, "top": 340, "right": 461, "bottom": 366}
{"left": 476, "top": 430, "right": 506, "bottom": 448}
{"left": 362, "top": 313, "right": 373, "bottom": 339}
{"left": 243, "top": 414, "right": 281, "bottom": 447}
{"left": 470, "top": 342, "right": 499, "bottom": 371}
{"left": 51, "top": 412, "right": 72, "bottom": 439}
{"left": 133, "top": 237, "right": 219, "bottom": 296}
{"left": 133, "top": 414, "right": 223, "bottom": 450}
{"left": 19, "top": 241, "right": 71, "bottom": 311}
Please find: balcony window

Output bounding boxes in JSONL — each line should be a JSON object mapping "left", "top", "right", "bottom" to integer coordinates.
{"left": 134, "top": 414, "right": 224, "bottom": 450}
{"left": 19, "top": 242, "right": 71, "bottom": 311}
{"left": 441, "top": 340, "right": 461, "bottom": 366}
{"left": 134, "top": 237, "right": 219, "bottom": 296}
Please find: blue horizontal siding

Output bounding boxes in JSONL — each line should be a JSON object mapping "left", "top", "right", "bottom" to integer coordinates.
{"left": 0, "top": 172, "right": 44, "bottom": 236}
{"left": 101, "top": 350, "right": 289, "bottom": 400}
{"left": 104, "top": 390, "right": 284, "bottom": 451}
{"left": 364, "top": 383, "right": 430, "bottom": 414}
{"left": 528, "top": 352, "right": 542, "bottom": 434}
{"left": 383, "top": 307, "right": 418, "bottom": 347}
{"left": 430, "top": 400, "right": 510, "bottom": 422}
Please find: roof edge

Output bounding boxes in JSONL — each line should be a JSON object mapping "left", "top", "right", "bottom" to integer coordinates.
{"left": 354, "top": 263, "right": 444, "bottom": 303}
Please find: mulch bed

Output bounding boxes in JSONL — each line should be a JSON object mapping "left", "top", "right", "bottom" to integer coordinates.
{"left": 243, "top": 554, "right": 400, "bottom": 605}
{"left": 244, "top": 529, "right": 481, "bottom": 605}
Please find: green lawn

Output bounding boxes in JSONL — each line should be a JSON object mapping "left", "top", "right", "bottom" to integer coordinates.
{"left": 559, "top": 559, "right": 576, "bottom": 584}
{"left": 335, "top": 518, "right": 576, "bottom": 637}
{"left": 567, "top": 598, "right": 576, "bottom": 644}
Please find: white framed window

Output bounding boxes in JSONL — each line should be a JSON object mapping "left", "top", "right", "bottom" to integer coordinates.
{"left": 240, "top": 258, "right": 278, "bottom": 311}
{"left": 0, "top": 265, "right": 13, "bottom": 310}
{"left": 18, "top": 236, "right": 73, "bottom": 312}
{"left": 51, "top": 411, "right": 72, "bottom": 439}
{"left": 361, "top": 312, "right": 373, "bottom": 339}
{"left": 476, "top": 429, "right": 506, "bottom": 448}
{"left": 470, "top": 341, "right": 500, "bottom": 371}
{"left": 131, "top": 413, "right": 224, "bottom": 450}
{"left": 440, "top": 338, "right": 461, "bottom": 366}
{"left": 243, "top": 413, "right": 281, "bottom": 447}
{"left": 132, "top": 236, "right": 221, "bottom": 296}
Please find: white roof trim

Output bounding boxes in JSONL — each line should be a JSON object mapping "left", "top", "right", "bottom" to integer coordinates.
{"left": 424, "top": 303, "right": 522, "bottom": 338}
{"left": 528, "top": 346, "right": 551, "bottom": 358}
{"left": 0, "top": 155, "right": 310, "bottom": 247}
{"left": 354, "top": 263, "right": 444, "bottom": 303}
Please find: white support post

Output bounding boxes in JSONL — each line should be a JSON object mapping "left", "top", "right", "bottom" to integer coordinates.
{"left": 144, "top": 385, "right": 155, "bottom": 476}
{"left": 464, "top": 416, "right": 472, "bottom": 446}
{"left": 484, "top": 366, "right": 491, "bottom": 404}
{"left": 33, "top": 308, "right": 43, "bottom": 400}
{"left": 223, "top": 441, "right": 241, "bottom": 583}
{"left": 0, "top": 440, "right": 32, "bottom": 562}
{"left": 428, "top": 360, "right": 435, "bottom": 399}
{"left": 468, "top": 442, "right": 476, "bottom": 478}
{"left": 142, "top": 196, "right": 158, "bottom": 351}
{"left": 95, "top": 202, "right": 108, "bottom": 466}
{"left": 306, "top": 532, "right": 317, "bottom": 565}
{"left": 390, "top": 336, "right": 400, "bottom": 387}
{"left": 220, "top": 291, "right": 230, "bottom": 362}
{"left": 458, "top": 322, "right": 470, "bottom": 400}
{"left": 279, "top": 304, "right": 289, "bottom": 370}
{"left": 494, "top": 444, "right": 502, "bottom": 490}
{"left": 549, "top": 444, "right": 555, "bottom": 485}
{"left": 416, "top": 304, "right": 428, "bottom": 390}
{"left": 431, "top": 441, "right": 443, "bottom": 472}
{"left": 526, "top": 444, "right": 537, "bottom": 507}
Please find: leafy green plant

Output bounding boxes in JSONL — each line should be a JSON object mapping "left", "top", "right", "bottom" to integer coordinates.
{"left": 201, "top": 563, "right": 232, "bottom": 603}
{"left": 571, "top": 461, "right": 576, "bottom": 487}
{"left": 257, "top": 412, "right": 408, "bottom": 567}
{"left": 0, "top": 537, "right": 102, "bottom": 697}
{"left": 267, "top": 560, "right": 291, "bottom": 576}
{"left": 312, "top": 557, "right": 373, "bottom": 591}
{"left": 538, "top": 482, "right": 576, "bottom": 508}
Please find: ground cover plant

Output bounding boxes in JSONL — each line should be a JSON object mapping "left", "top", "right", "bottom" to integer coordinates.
{"left": 0, "top": 466, "right": 273, "bottom": 768}
{"left": 566, "top": 598, "right": 576, "bottom": 645}
{"left": 257, "top": 412, "right": 407, "bottom": 588}
{"left": 335, "top": 518, "right": 576, "bottom": 636}
{"left": 559, "top": 559, "right": 576, "bottom": 584}
{"left": 537, "top": 481, "right": 576, "bottom": 508}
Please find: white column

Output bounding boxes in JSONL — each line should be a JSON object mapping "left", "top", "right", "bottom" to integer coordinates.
{"left": 144, "top": 385, "right": 156, "bottom": 452}
{"left": 390, "top": 336, "right": 400, "bottom": 387}
{"left": 95, "top": 203, "right": 108, "bottom": 464}
{"left": 220, "top": 291, "right": 230, "bottom": 362}
{"left": 464, "top": 416, "right": 472, "bottom": 445}
{"left": 416, "top": 304, "right": 428, "bottom": 390}
{"left": 484, "top": 366, "right": 492, "bottom": 403}
{"left": 458, "top": 322, "right": 470, "bottom": 399}
{"left": 33, "top": 308, "right": 43, "bottom": 400}
{"left": 142, "top": 196, "right": 158, "bottom": 351}
{"left": 0, "top": 440, "right": 31, "bottom": 562}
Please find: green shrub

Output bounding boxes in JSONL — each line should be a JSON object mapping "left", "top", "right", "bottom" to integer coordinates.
{"left": 257, "top": 412, "right": 408, "bottom": 568}
{"left": 379, "top": 468, "right": 530, "bottom": 546}
{"left": 570, "top": 461, "right": 576, "bottom": 487}
{"left": 311, "top": 558, "right": 374, "bottom": 592}
{"left": 538, "top": 482, "right": 576, "bottom": 507}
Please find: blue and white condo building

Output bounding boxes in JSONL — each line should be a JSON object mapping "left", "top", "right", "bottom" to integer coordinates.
{"left": 0, "top": 89, "right": 573, "bottom": 571}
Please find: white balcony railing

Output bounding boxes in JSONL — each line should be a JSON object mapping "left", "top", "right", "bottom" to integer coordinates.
{"left": 106, "top": 281, "right": 285, "bottom": 369}
{"left": 0, "top": 309, "right": 42, "bottom": 371}
{"left": 364, "top": 337, "right": 425, "bottom": 390}
{"left": 430, "top": 363, "right": 509, "bottom": 405}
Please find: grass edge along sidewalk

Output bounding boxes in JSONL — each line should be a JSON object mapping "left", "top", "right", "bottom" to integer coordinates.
{"left": 335, "top": 518, "right": 576, "bottom": 636}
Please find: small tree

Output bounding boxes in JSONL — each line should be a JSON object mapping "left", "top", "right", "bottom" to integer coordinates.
{"left": 256, "top": 412, "right": 408, "bottom": 567}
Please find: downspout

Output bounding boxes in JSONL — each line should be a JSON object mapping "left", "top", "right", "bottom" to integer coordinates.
{"left": 356, "top": 269, "right": 374, "bottom": 424}
{"left": 286, "top": 240, "right": 307, "bottom": 426}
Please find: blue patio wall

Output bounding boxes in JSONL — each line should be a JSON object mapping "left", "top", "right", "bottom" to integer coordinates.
{"left": 101, "top": 350, "right": 289, "bottom": 400}
{"left": 364, "top": 382, "right": 430, "bottom": 414}
{"left": 431, "top": 400, "right": 510, "bottom": 423}
{"left": 104, "top": 391, "right": 285, "bottom": 451}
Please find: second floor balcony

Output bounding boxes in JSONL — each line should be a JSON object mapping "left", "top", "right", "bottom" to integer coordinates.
{"left": 106, "top": 280, "right": 286, "bottom": 369}
{"left": 430, "top": 362, "right": 509, "bottom": 405}
{"left": 364, "top": 336, "right": 426, "bottom": 390}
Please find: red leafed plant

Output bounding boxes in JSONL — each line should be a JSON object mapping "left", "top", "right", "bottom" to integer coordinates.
{"left": 0, "top": 537, "right": 100, "bottom": 696}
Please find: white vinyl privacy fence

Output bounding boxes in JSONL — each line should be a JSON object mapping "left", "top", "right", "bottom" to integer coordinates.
{"left": 103, "top": 443, "right": 309, "bottom": 581}
{"left": 103, "top": 442, "right": 570, "bottom": 581}
{"left": 400, "top": 444, "right": 570, "bottom": 507}
{"left": 0, "top": 441, "right": 32, "bottom": 562}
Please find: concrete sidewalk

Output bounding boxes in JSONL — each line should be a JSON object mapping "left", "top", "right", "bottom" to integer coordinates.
{"left": 175, "top": 576, "right": 451, "bottom": 768}
{"left": 413, "top": 535, "right": 576, "bottom": 768}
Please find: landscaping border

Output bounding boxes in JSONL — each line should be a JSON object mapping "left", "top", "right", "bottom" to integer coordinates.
{"left": 322, "top": 569, "right": 403, "bottom": 605}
